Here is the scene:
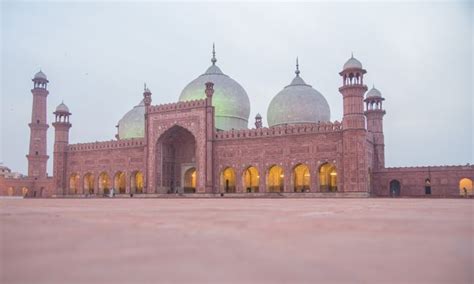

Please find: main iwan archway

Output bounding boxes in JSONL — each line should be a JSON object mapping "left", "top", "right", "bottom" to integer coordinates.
{"left": 156, "top": 125, "right": 196, "bottom": 194}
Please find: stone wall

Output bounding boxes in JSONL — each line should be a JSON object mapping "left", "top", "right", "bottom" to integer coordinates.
{"left": 372, "top": 165, "right": 474, "bottom": 197}
{"left": 0, "top": 175, "right": 53, "bottom": 197}
{"left": 214, "top": 123, "right": 344, "bottom": 193}
{"left": 63, "top": 138, "right": 146, "bottom": 195}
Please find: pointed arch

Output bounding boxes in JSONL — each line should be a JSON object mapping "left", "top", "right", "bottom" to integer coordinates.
{"left": 156, "top": 125, "right": 197, "bottom": 194}
{"left": 114, "top": 171, "right": 126, "bottom": 194}
{"left": 459, "top": 178, "right": 473, "bottom": 196}
{"left": 83, "top": 173, "right": 95, "bottom": 194}
{"left": 243, "top": 166, "right": 259, "bottom": 193}
{"left": 267, "top": 165, "right": 284, "bottom": 193}
{"left": 221, "top": 167, "right": 236, "bottom": 193}
{"left": 389, "top": 180, "right": 401, "bottom": 197}
{"left": 131, "top": 171, "right": 144, "bottom": 194}
{"left": 183, "top": 167, "right": 197, "bottom": 193}
{"left": 319, "top": 163, "right": 337, "bottom": 192}
{"left": 293, "top": 163, "right": 310, "bottom": 192}
{"left": 69, "top": 173, "right": 80, "bottom": 194}
{"left": 99, "top": 172, "right": 111, "bottom": 195}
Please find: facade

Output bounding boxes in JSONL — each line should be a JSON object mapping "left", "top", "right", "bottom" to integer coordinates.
{"left": 1, "top": 51, "right": 473, "bottom": 198}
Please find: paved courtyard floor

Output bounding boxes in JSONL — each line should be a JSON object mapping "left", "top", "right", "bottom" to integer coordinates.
{"left": 0, "top": 198, "right": 472, "bottom": 284}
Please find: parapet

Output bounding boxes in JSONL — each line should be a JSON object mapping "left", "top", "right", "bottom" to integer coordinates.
{"left": 381, "top": 164, "right": 474, "bottom": 172}
{"left": 68, "top": 138, "right": 145, "bottom": 152}
{"left": 148, "top": 98, "right": 208, "bottom": 114}
{"left": 215, "top": 121, "right": 342, "bottom": 140}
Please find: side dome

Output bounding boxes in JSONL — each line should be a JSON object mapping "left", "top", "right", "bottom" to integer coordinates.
{"left": 179, "top": 45, "right": 250, "bottom": 130}
{"left": 117, "top": 100, "right": 145, "bottom": 139}
{"left": 267, "top": 59, "right": 330, "bottom": 127}
{"left": 366, "top": 85, "right": 382, "bottom": 98}
{"left": 343, "top": 54, "right": 363, "bottom": 70}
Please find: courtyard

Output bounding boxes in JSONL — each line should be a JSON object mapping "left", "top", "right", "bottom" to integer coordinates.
{"left": 1, "top": 198, "right": 472, "bottom": 284}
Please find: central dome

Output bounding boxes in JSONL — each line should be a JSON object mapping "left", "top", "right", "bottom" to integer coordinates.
{"left": 267, "top": 59, "right": 330, "bottom": 127}
{"left": 179, "top": 45, "right": 250, "bottom": 130}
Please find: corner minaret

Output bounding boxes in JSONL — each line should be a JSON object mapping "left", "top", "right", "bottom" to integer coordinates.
{"left": 339, "top": 54, "right": 369, "bottom": 193}
{"left": 27, "top": 70, "right": 50, "bottom": 179}
{"left": 143, "top": 84, "right": 152, "bottom": 193}
{"left": 52, "top": 102, "right": 72, "bottom": 195}
{"left": 364, "top": 85, "right": 386, "bottom": 169}
{"left": 339, "top": 54, "right": 368, "bottom": 130}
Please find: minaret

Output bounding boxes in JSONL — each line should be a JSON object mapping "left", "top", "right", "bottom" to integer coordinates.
{"left": 27, "top": 70, "right": 50, "bottom": 179}
{"left": 255, "top": 113, "right": 262, "bottom": 128}
{"left": 143, "top": 84, "right": 152, "bottom": 193}
{"left": 364, "top": 85, "right": 386, "bottom": 169}
{"left": 339, "top": 54, "right": 369, "bottom": 192}
{"left": 52, "top": 102, "right": 72, "bottom": 195}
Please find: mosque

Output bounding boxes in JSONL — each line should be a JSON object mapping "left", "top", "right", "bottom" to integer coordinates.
{"left": 1, "top": 47, "right": 473, "bottom": 198}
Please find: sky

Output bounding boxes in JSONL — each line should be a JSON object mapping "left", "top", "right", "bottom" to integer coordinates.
{"left": 1, "top": 1, "right": 473, "bottom": 175}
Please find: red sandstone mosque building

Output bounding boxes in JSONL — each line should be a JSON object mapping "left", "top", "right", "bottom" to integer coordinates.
{"left": 1, "top": 49, "right": 473, "bottom": 198}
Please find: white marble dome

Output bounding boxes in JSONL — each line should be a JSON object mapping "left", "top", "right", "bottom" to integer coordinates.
{"left": 343, "top": 54, "right": 363, "bottom": 70}
{"left": 267, "top": 61, "right": 331, "bottom": 127}
{"left": 179, "top": 47, "right": 250, "bottom": 130}
{"left": 34, "top": 70, "right": 47, "bottom": 80}
{"left": 55, "top": 102, "right": 69, "bottom": 113}
{"left": 117, "top": 100, "right": 145, "bottom": 139}
{"left": 366, "top": 86, "right": 382, "bottom": 98}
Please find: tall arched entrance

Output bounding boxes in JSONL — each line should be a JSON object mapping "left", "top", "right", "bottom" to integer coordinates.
{"left": 99, "top": 172, "right": 111, "bottom": 195}
{"left": 244, "top": 166, "right": 259, "bottom": 193}
{"left": 131, "top": 171, "right": 144, "bottom": 194}
{"left": 221, "top": 167, "right": 236, "bottom": 193}
{"left": 69, "top": 173, "right": 80, "bottom": 194}
{"left": 319, "top": 163, "right": 337, "bottom": 192}
{"left": 156, "top": 125, "right": 196, "bottom": 194}
{"left": 83, "top": 173, "right": 94, "bottom": 194}
{"left": 293, "top": 164, "right": 310, "bottom": 192}
{"left": 114, "top": 171, "right": 126, "bottom": 194}
{"left": 389, "top": 179, "right": 401, "bottom": 197}
{"left": 267, "top": 165, "right": 284, "bottom": 193}
{"left": 459, "top": 178, "right": 473, "bottom": 196}
{"left": 183, "top": 167, "right": 197, "bottom": 193}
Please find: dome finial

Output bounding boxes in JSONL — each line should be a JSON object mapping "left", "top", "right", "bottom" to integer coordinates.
{"left": 144, "top": 82, "right": 147, "bottom": 91}
{"left": 351, "top": 52, "right": 354, "bottom": 58}
{"left": 211, "top": 43, "right": 217, "bottom": 65}
{"left": 295, "top": 57, "right": 300, "bottom": 76}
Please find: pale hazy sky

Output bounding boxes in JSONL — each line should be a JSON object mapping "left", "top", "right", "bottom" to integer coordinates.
{"left": 1, "top": 1, "right": 473, "bottom": 175}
